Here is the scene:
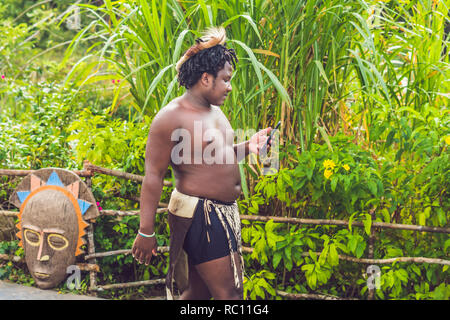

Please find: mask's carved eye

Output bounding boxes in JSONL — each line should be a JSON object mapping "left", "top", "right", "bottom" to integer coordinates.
{"left": 47, "top": 234, "right": 69, "bottom": 250}
{"left": 24, "top": 229, "right": 41, "bottom": 246}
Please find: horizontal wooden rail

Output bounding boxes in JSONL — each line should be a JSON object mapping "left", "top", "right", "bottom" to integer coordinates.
{"left": 84, "top": 246, "right": 448, "bottom": 266}
{"left": 75, "top": 263, "right": 100, "bottom": 272}
{"left": 0, "top": 163, "right": 173, "bottom": 186}
{"left": 0, "top": 254, "right": 23, "bottom": 263}
{"left": 2, "top": 210, "right": 448, "bottom": 234}
{"left": 276, "top": 290, "right": 358, "bottom": 300}
{"left": 84, "top": 246, "right": 169, "bottom": 260}
{"left": 240, "top": 215, "right": 450, "bottom": 234}
{"left": 0, "top": 168, "right": 92, "bottom": 177}
{"left": 0, "top": 208, "right": 169, "bottom": 218}
{"left": 95, "top": 278, "right": 165, "bottom": 291}
{"left": 83, "top": 161, "right": 172, "bottom": 186}
{"left": 99, "top": 208, "right": 168, "bottom": 217}
{"left": 242, "top": 247, "right": 450, "bottom": 266}
{"left": 0, "top": 254, "right": 99, "bottom": 271}
{"left": 0, "top": 210, "right": 18, "bottom": 217}
{"left": 339, "top": 256, "right": 450, "bottom": 266}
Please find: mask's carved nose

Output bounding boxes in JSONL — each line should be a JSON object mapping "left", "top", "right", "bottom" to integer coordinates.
{"left": 39, "top": 255, "right": 50, "bottom": 262}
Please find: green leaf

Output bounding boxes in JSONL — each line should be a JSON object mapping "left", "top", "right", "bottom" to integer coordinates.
{"left": 317, "top": 125, "right": 333, "bottom": 152}
{"left": 347, "top": 236, "right": 357, "bottom": 253}
{"left": 319, "top": 245, "right": 329, "bottom": 265}
{"left": 172, "top": 29, "right": 191, "bottom": 65}
{"left": 301, "top": 264, "right": 314, "bottom": 272}
{"left": 381, "top": 208, "right": 391, "bottom": 223}
{"left": 330, "top": 174, "right": 338, "bottom": 192}
{"left": 385, "top": 130, "right": 396, "bottom": 149}
{"left": 328, "top": 243, "right": 339, "bottom": 266}
{"left": 267, "top": 232, "right": 278, "bottom": 249}
{"left": 284, "top": 255, "right": 293, "bottom": 272}
{"left": 348, "top": 211, "right": 358, "bottom": 232}
{"left": 284, "top": 245, "right": 292, "bottom": 262}
{"left": 143, "top": 269, "right": 150, "bottom": 280}
{"left": 314, "top": 60, "right": 330, "bottom": 86}
{"left": 230, "top": 39, "right": 264, "bottom": 91}
{"left": 254, "top": 284, "right": 265, "bottom": 299}
{"left": 316, "top": 270, "right": 327, "bottom": 284}
{"left": 437, "top": 208, "right": 447, "bottom": 226}
{"left": 264, "top": 271, "right": 276, "bottom": 280}
{"left": 367, "top": 180, "right": 377, "bottom": 197}
{"left": 257, "top": 61, "right": 293, "bottom": 109}
{"left": 396, "top": 269, "right": 408, "bottom": 283}
{"left": 344, "top": 175, "right": 351, "bottom": 192}
{"left": 307, "top": 271, "right": 317, "bottom": 289}
{"left": 223, "top": 14, "right": 262, "bottom": 44}
{"left": 355, "top": 242, "right": 366, "bottom": 258}
{"left": 417, "top": 212, "right": 426, "bottom": 226}
{"left": 306, "top": 167, "right": 314, "bottom": 180}
{"left": 273, "top": 252, "right": 282, "bottom": 269}
{"left": 265, "top": 219, "right": 275, "bottom": 233}
{"left": 444, "top": 239, "right": 450, "bottom": 253}
{"left": 363, "top": 214, "right": 372, "bottom": 235}
{"left": 309, "top": 250, "right": 318, "bottom": 262}
{"left": 410, "top": 264, "right": 421, "bottom": 277}
{"left": 141, "top": 64, "right": 174, "bottom": 115}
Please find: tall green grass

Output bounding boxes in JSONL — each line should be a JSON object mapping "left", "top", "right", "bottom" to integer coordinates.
{"left": 63, "top": 0, "right": 449, "bottom": 158}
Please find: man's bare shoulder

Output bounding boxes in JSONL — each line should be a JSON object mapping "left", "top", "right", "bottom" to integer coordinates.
{"left": 150, "top": 98, "right": 186, "bottom": 130}
{"left": 156, "top": 96, "right": 202, "bottom": 120}
{"left": 211, "top": 105, "right": 232, "bottom": 124}
{"left": 211, "top": 105, "right": 226, "bottom": 117}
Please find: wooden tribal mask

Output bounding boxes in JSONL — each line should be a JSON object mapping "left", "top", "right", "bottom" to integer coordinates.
{"left": 10, "top": 168, "right": 99, "bottom": 289}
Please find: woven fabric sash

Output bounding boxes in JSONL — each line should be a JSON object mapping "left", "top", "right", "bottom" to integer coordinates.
{"left": 203, "top": 199, "right": 243, "bottom": 289}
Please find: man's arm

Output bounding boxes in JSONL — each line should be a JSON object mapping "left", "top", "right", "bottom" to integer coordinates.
{"left": 132, "top": 108, "right": 176, "bottom": 265}
{"left": 138, "top": 168, "right": 166, "bottom": 235}
{"left": 233, "top": 128, "right": 272, "bottom": 162}
{"left": 233, "top": 140, "right": 250, "bottom": 162}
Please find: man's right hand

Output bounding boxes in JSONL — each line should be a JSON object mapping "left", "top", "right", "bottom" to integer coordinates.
{"left": 131, "top": 234, "right": 157, "bottom": 265}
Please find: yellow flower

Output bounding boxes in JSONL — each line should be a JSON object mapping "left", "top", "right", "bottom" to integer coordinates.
{"left": 323, "top": 159, "right": 336, "bottom": 170}
{"left": 324, "top": 169, "right": 333, "bottom": 180}
{"left": 343, "top": 164, "right": 350, "bottom": 171}
{"left": 445, "top": 136, "right": 450, "bottom": 145}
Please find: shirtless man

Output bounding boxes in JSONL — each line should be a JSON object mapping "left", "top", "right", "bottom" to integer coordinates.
{"left": 131, "top": 27, "right": 271, "bottom": 300}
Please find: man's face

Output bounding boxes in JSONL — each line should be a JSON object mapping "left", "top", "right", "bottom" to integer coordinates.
{"left": 206, "top": 61, "right": 233, "bottom": 106}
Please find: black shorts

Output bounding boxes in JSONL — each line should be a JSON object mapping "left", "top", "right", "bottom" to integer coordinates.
{"left": 183, "top": 198, "right": 238, "bottom": 265}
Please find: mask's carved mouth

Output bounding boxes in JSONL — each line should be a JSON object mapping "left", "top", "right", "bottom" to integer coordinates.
{"left": 34, "top": 272, "right": 50, "bottom": 279}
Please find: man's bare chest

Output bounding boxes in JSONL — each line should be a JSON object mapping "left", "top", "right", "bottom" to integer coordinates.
{"left": 175, "top": 109, "right": 234, "bottom": 146}
{"left": 170, "top": 108, "right": 236, "bottom": 165}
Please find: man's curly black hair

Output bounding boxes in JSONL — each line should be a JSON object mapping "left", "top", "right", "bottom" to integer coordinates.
{"left": 177, "top": 43, "right": 238, "bottom": 89}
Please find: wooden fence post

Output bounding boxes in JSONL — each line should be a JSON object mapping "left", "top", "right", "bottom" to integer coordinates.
{"left": 83, "top": 173, "right": 98, "bottom": 295}
{"left": 367, "top": 209, "right": 376, "bottom": 300}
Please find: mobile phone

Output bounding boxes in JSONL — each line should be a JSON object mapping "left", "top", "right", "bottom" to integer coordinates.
{"left": 261, "top": 121, "right": 281, "bottom": 153}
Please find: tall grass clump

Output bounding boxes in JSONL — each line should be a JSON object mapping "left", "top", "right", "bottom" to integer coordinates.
{"left": 63, "top": 0, "right": 377, "bottom": 147}
{"left": 63, "top": 0, "right": 449, "bottom": 186}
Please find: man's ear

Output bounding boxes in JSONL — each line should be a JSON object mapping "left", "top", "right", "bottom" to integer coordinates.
{"left": 200, "top": 72, "right": 212, "bottom": 88}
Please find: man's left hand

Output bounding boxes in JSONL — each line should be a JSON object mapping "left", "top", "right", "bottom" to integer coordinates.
{"left": 249, "top": 127, "right": 272, "bottom": 155}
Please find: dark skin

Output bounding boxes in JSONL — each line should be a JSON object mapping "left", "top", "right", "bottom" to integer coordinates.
{"left": 132, "top": 61, "right": 271, "bottom": 299}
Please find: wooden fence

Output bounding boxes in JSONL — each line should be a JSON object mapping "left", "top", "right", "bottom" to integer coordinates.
{"left": 0, "top": 161, "right": 449, "bottom": 300}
